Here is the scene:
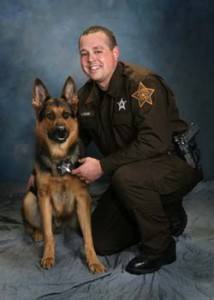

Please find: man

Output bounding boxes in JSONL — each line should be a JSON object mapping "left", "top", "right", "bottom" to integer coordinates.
{"left": 72, "top": 25, "right": 203, "bottom": 275}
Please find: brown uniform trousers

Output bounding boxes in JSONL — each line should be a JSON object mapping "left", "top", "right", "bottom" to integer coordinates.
{"left": 91, "top": 155, "right": 203, "bottom": 255}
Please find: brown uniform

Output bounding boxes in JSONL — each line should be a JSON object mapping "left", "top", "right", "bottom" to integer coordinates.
{"left": 78, "top": 61, "right": 203, "bottom": 255}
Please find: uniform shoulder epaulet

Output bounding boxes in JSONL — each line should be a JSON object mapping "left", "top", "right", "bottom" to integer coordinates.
{"left": 123, "top": 61, "right": 155, "bottom": 81}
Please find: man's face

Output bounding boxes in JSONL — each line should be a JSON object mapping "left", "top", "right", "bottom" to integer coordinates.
{"left": 79, "top": 31, "right": 119, "bottom": 90}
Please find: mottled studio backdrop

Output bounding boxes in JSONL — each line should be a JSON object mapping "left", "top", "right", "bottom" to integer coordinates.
{"left": 0, "top": 0, "right": 214, "bottom": 182}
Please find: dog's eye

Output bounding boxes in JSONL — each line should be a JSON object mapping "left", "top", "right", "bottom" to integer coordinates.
{"left": 63, "top": 112, "right": 71, "bottom": 119}
{"left": 46, "top": 112, "right": 55, "bottom": 120}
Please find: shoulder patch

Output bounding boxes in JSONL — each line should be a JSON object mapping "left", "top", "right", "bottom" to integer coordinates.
{"left": 132, "top": 82, "right": 154, "bottom": 108}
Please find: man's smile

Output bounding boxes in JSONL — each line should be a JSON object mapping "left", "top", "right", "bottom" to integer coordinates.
{"left": 88, "top": 64, "right": 102, "bottom": 72}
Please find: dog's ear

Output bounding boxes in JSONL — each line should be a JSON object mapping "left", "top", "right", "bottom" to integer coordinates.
{"left": 32, "top": 79, "right": 50, "bottom": 110}
{"left": 61, "top": 76, "right": 78, "bottom": 107}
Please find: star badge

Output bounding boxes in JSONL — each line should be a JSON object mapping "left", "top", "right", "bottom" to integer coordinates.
{"left": 117, "top": 98, "right": 127, "bottom": 111}
{"left": 132, "top": 82, "right": 155, "bottom": 108}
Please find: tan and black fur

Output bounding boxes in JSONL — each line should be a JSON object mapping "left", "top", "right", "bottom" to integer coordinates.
{"left": 22, "top": 76, "right": 105, "bottom": 273}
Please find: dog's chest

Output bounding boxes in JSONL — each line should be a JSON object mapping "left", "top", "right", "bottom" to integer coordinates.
{"left": 51, "top": 184, "right": 76, "bottom": 216}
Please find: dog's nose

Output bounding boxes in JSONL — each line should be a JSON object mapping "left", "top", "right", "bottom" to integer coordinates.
{"left": 56, "top": 126, "right": 67, "bottom": 138}
{"left": 55, "top": 126, "right": 69, "bottom": 141}
{"left": 48, "top": 126, "right": 69, "bottom": 143}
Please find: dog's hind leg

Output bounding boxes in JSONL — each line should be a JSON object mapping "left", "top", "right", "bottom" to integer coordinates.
{"left": 22, "top": 191, "right": 43, "bottom": 241}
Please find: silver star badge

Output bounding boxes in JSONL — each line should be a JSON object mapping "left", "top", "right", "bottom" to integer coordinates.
{"left": 117, "top": 98, "right": 127, "bottom": 111}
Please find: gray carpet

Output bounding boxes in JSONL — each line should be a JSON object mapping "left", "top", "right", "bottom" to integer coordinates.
{"left": 0, "top": 181, "right": 213, "bottom": 300}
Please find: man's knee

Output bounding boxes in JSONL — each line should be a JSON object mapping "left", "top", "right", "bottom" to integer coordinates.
{"left": 112, "top": 162, "right": 154, "bottom": 193}
{"left": 112, "top": 165, "right": 131, "bottom": 192}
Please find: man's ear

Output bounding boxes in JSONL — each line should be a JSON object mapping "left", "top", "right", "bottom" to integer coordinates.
{"left": 32, "top": 78, "right": 50, "bottom": 110}
{"left": 113, "top": 46, "right": 120, "bottom": 61}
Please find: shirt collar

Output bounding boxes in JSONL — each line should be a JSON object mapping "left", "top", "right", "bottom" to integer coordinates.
{"left": 107, "top": 62, "right": 124, "bottom": 97}
{"left": 84, "top": 62, "right": 124, "bottom": 103}
{"left": 84, "top": 81, "right": 99, "bottom": 104}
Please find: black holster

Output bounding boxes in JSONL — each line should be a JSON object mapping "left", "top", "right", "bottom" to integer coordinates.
{"left": 173, "top": 123, "right": 201, "bottom": 169}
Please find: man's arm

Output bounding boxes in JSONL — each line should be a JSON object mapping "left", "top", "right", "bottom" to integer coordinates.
{"left": 100, "top": 76, "right": 181, "bottom": 175}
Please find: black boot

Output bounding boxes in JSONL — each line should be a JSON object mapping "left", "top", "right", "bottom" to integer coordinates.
{"left": 165, "top": 203, "right": 187, "bottom": 237}
{"left": 126, "top": 239, "right": 176, "bottom": 275}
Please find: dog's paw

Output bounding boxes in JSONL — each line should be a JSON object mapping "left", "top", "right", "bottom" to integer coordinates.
{"left": 41, "top": 256, "right": 55, "bottom": 269}
{"left": 32, "top": 230, "right": 43, "bottom": 242}
{"left": 89, "top": 262, "right": 106, "bottom": 274}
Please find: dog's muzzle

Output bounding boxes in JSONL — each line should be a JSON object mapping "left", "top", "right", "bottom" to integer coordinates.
{"left": 48, "top": 126, "right": 69, "bottom": 143}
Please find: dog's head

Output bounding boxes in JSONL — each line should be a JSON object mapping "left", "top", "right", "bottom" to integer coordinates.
{"left": 32, "top": 77, "right": 79, "bottom": 157}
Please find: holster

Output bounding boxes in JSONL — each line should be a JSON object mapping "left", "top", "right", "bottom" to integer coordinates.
{"left": 173, "top": 123, "right": 201, "bottom": 169}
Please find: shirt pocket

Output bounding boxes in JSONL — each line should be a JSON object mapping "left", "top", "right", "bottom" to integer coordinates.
{"left": 111, "top": 112, "right": 135, "bottom": 145}
{"left": 79, "top": 114, "right": 97, "bottom": 129}
{"left": 112, "top": 112, "right": 133, "bottom": 125}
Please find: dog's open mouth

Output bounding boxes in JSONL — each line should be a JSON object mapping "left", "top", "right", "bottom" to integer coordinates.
{"left": 48, "top": 126, "right": 69, "bottom": 143}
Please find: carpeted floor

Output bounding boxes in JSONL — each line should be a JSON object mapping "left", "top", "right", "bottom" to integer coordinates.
{"left": 0, "top": 181, "right": 213, "bottom": 300}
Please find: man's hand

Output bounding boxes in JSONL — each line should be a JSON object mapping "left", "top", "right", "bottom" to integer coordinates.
{"left": 72, "top": 157, "right": 103, "bottom": 183}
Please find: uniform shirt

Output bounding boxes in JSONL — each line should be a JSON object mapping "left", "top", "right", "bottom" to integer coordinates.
{"left": 78, "top": 61, "right": 187, "bottom": 175}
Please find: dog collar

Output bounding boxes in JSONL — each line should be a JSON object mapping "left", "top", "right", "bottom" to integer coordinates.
{"left": 56, "top": 142, "right": 80, "bottom": 176}
{"left": 57, "top": 159, "right": 76, "bottom": 175}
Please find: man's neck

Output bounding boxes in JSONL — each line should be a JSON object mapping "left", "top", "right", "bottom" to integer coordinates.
{"left": 95, "top": 64, "right": 118, "bottom": 91}
{"left": 96, "top": 79, "right": 110, "bottom": 91}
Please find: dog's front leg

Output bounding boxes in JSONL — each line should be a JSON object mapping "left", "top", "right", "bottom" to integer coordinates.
{"left": 39, "top": 195, "right": 55, "bottom": 269}
{"left": 76, "top": 192, "right": 105, "bottom": 274}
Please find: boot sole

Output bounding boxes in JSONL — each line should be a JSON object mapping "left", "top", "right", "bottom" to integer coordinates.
{"left": 125, "top": 254, "right": 176, "bottom": 275}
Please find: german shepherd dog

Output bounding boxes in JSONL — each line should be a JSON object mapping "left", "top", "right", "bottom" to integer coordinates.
{"left": 22, "top": 77, "right": 105, "bottom": 274}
